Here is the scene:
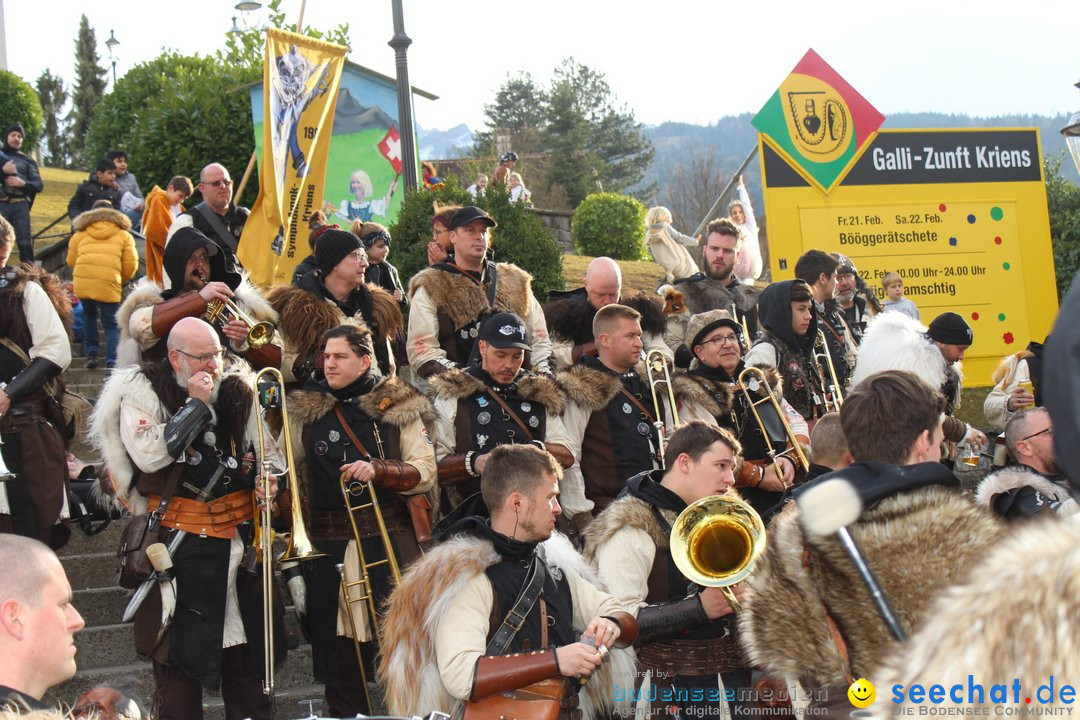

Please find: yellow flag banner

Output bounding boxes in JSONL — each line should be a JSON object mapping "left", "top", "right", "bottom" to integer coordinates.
{"left": 238, "top": 29, "right": 347, "bottom": 286}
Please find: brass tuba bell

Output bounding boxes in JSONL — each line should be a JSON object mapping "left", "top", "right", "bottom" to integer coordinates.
{"left": 206, "top": 298, "right": 275, "bottom": 349}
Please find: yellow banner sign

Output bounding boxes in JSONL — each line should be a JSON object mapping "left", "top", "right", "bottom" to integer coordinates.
{"left": 238, "top": 29, "right": 348, "bottom": 286}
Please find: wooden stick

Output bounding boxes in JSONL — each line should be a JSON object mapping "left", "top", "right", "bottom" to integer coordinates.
{"left": 235, "top": 149, "right": 258, "bottom": 202}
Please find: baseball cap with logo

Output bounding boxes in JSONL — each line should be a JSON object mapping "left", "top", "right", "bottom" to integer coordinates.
{"left": 479, "top": 312, "right": 530, "bottom": 350}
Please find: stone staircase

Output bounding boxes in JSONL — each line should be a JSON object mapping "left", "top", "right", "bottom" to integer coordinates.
{"left": 46, "top": 341, "right": 328, "bottom": 719}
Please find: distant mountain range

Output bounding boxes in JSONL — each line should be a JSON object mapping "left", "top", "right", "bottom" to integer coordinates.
{"left": 419, "top": 112, "right": 1079, "bottom": 202}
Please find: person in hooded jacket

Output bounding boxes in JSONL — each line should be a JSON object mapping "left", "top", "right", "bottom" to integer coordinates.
{"left": 66, "top": 201, "right": 137, "bottom": 369}
{"left": 116, "top": 226, "right": 280, "bottom": 370}
{"left": 744, "top": 279, "right": 829, "bottom": 423}
{"left": 0, "top": 122, "right": 43, "bottom": 263}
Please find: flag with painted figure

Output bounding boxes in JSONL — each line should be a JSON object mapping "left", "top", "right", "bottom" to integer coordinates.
{"left": 238, "top": 28, "right": 348, "bottom": 286}
{"left": 753, "top": 49, "right": 885, "bottom": 193}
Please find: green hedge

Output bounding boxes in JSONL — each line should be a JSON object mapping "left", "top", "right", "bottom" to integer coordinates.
{"left": 571, "top": 192, "right": 646, "bottom": 260}
{"left": 389, "top": 181, "right": 564, "bottom": 301}
{"left": 0, "top": 70, "right": 43, "bottom": 150}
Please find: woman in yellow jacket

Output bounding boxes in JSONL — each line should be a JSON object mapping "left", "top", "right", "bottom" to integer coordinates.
{"left": 66, "top": 201, "right": 137, "bottom": 368}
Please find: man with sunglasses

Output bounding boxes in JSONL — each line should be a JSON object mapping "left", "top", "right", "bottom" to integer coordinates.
{"left": 166, "top": 163, "right": 248, "bottom": 285}
{"left": 976, "top": 408, "right": 1076, "bottom": 520}
{"left": 92, "top": 317, "right": 286, "bottom": 720}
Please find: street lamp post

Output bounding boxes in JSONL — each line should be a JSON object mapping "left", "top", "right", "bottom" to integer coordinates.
{"left": 105, "top": 29, "right": 119, "bottom": 86}
{"left": 1061, "top": 81, "right": 1080, "bottom": 177}
{"left": 389, "top": 0, "right": 418, "bottom": 192}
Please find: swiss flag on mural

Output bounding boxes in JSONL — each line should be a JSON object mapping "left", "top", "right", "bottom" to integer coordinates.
{"left": 378, "top": 126, "right": 403, "bottom": 175}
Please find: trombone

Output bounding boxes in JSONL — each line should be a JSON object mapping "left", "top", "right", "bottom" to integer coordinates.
{"left": 736, "top": 367, "right": 810, "bottom": 476}
{"left": 252, "top": 367, "right": 325, "bottom": 698}
{"left": 338, "top": 424, "right": 403, "bottom": 711}
{"left": 670, "top": 494, "right": 766, "bottom": 613}
{"left": 812, "top": 329, "right": 844, "bottom": 413}
{"left": 730, "top": 303, "right": 753, "bottom": 350}
{"left": 645, "top": 349, "right": 680, "bottom": 467}
{"left": 206, "top": 298, "right": 276, "bottom": 349}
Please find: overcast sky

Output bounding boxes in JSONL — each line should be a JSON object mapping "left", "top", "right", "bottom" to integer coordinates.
{"left": 7, "top": 0, "right": 1079, "bottom": 134}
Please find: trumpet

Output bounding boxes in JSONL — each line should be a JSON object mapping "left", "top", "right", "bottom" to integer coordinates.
{"left": 736, "top": 367, "right": 810, "bottom": 476}
{"left": 645, "top": 349, "right": 680, "bottom": 467}
{"left": 252, "top": 367, "right": 325, "bottom": 698}
{"left": 812, "top": 329, "right": 844, "bottom": 413}
{"left": 670, "top": 494, "right": 766, "bottom": 613}
{"left": 338, "top": 425, "right": 403, "bottom": 711}
{"left": 206, "top": 298, "right": 275, "bottom": 349}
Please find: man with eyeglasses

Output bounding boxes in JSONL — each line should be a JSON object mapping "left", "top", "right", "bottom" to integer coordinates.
{"left": 117, "top": 226, "right": 281, "bottom": 370}
{"left": 976, "top": 408, "right": 1076, "bottom": 520}
{"left": 166, "top": 163, "right": 248, "bottom": 285}
{"left": 92, "top": 316, "right": 286, "bottom": 720}
{"left": 269, "top": 228, "right": 401, "bottom": 384}
{"left": 677, "top": 309, "right": 809, "bottom": 519}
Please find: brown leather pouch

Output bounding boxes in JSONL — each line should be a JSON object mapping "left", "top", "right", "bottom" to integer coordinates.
{"left": 405, "top": 493, "right": 433, "bottom": 543}
{"left": 462, "top": 677, "right": 564, "bottom": 720}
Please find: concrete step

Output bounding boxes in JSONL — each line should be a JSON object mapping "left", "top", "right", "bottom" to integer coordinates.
{"left": 205, "top": 683, "right": 332, "bottom": 720}
{"left": 62, "top": 519, "right": 125, "bottom": 556}
{"left": 63, "top": 551, "right": 117, "bottom": 591}
{"left": 73, "top": 586, "right": 129, "bottom": 626}
{"left": 63, "top": 366, "right": 114, "bottom": 384}
{"left": 73, "top": 621, "right": 311, "bottom": 677}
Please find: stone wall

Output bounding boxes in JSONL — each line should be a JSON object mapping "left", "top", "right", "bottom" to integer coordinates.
{"left": 532, "top": 208, "right": 574, "bottom": 252}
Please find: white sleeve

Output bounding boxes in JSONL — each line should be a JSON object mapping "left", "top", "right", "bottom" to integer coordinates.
{"left": 432, "top": 395, "right": 459, "bottom": 462}
{"left": 744, "top": 342, "right": 778, "bottom": 369}
{"left": 526, "top": 293, "right": 553, "bottom": 374}
{"left": 119, "top": 395, "right": 176, "bottom": 474}
{"left": 23, "top": 281, "right": 71, "bottom": 370}
{"left": 592, "top": 526, "right": 656, "bottom": 613}
{"left": 545, "top": 412, "right": 589, "bottom": 516}
{"left": 643, "top": 330, "right": 673, "bottom": 363}
{"left": 406, "top": 286, "right": 455, "bottom": 372}
{"left": 781, "top": 397, "right": 809, "bottom": 439}
{"left": 434, "top": 573, "right": 494, "bottom": 701}
{"left": 557, "top": 401, "right": 593, "bottom": 516}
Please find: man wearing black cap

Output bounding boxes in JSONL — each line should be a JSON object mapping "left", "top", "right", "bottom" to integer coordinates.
{"left": 429, "top": 312, "right": 574, "bottom": 512}
{"left": 406, "top": 206, "right": 552, "bottom": 378}
{"left": 117, "top": 226, "right": 281, "bottom": 368}
{"left": 0, "top": 122, "right": 43, "bottom": 263}
{"left": 269, "top": 228, "right": 401, "bottom": 383}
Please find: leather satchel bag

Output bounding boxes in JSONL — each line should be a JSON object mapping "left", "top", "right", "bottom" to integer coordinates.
{"left": 462, "top": 677, "right": 564, "bottom": 720}
{"left": 116, "top": 466, "right": 182, "bottom": 589}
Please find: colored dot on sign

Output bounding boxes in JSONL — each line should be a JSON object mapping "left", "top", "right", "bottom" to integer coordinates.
{"left": 1003, "top": 262, "right": 1011, "bottom": 271}
{"left": 967, "top": 214, "right": 976, "bottom": 224}
{"left": 1026, "top": 698, "right": 1032, "bottom": 705}
{"left": 1004, "top": 333, "right": 1015, "bottom": 345}
{"left": 998, "top": 313, "right": 1007, "bottom": 321}
{"left": 949, "top": 237, "right": 958, "bottom": 246}
{"left": 939, "top": 203, "right": 947, "bottom": 212}
{"left": 991, "top": 207, "right": 1004, "bottom": 221}
{"left": 971, "top": 312, "right": 980, "bottom": 321}
{"left": 994, "top": 236, "right": 1003, "bottom": 245}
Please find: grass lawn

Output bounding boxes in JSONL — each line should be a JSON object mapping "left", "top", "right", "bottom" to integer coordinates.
{"left": 8, "top": 166, "right": 86, "bottom": 264}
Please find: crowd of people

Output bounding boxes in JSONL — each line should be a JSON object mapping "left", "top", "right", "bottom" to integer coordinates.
{"left": 0, "top": 138, "right": 1076, "bottom": 720}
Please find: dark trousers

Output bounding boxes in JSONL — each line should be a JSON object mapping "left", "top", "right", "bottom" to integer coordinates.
{"left": 324, "top": 637, "right": 374, "bottom": 717}
{"left": 0, "top": 201, "right": 32, "bottom": 263}
{"left": 80, "top": 299, "right": 120, "bottom": 364}
{"left": 152, "top": 644, "right": 270, "bottom": 720}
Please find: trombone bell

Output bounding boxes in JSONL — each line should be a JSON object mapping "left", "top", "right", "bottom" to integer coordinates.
{"left": 670, "top": 494, "right": 766, "bottom": 593}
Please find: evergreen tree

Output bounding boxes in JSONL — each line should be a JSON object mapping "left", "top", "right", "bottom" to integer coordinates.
{"left": 66, "top": 15, "right": 107, "bottom": 165}
{"left": 35, "top": 69, "right": 67, "bottom": 167}
{"left": 472, "top": 72, "right": 547, "bottom": 156}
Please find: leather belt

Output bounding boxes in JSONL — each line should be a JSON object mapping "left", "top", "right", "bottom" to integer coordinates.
{"left": 0, "top": 398, "right": 49, "bottom": 432}
{"left": 147, "top": 489, "right": 253, "bottom": 539}
{"left": 309, "top": 500, "right": 410, "bottom": 542}
{"left": 0, "top": 196, "right": 28, "bottom": 204}
{"left": 637, "top": 631, "right": 746, "bottom": 677}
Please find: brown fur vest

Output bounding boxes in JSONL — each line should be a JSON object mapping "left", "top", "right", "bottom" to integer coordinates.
{"left": 428, "top": 368, "right": 567, "bottom": 416}
{"left": 407, "top": 262, "right": 534, "bottom": 328}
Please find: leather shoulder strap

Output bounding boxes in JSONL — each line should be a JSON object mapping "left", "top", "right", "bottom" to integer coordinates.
{"left": 485, "top": 548, "right": 548, "bottom": 656}
{"left": 195, "top": 203, "right": 237, "bottom": 252}
{"left": 333, "top": 404, "right": 371, "bottom": 458}
{"left": 484, "top": 389, "right": 534, "bottom": 441}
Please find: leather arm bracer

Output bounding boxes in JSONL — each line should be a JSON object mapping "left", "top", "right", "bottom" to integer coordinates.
{"left": 151, "top": 291, "right": 208, "bottom": 339}
{"left": 635, "top": 594, "right": 710, "bottom": 645}
{"left": 371, "top": 459, "right": 421, "bottom": 492}
{"left": 4, "top": 357, "right": 62, "bottom": 402}
{"left": 471, "top": 649, "right": 560, "bottom": 701}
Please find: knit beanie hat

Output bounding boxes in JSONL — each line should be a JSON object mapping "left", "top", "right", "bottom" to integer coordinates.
{"left": 4, "top": 122, "right": 24, "bottom": 139}
{"left": 315, "top": 229, "right": 362, "bottom": 276}
{"left": 927, "top": 312, "right": 973, "bottom": 346}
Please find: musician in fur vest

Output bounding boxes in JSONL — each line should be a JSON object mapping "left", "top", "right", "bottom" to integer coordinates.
{"left": 406, "top": 206, "right": 552, "bottom": 378}
{"left": 429, "top": 312, "right": 573, "bottom": 512}
{"left": 377, "top": 444, "right": 638, "bottom": 720}
{"left": 740, "top": 371, "right": 1002, "bottom": 701}
{"left": 678, "top": 309, "right": 809, "bottom": 520}
{"left": 584, "top": 421, "right": 751, "bottom": 719}
{"left": 91, "top": 318, "right": 286, "bottom": 720}
{"left": 975, "top": 407, "right": 1077, "bottom": 520}
{"left": 270, "top": 229, "right": 402, "bottom": 384}
{"left": 117, "top": 226, "right": 280, "bottom": 370}
{"left": 285, "top": 324, "right": 436, "bottom": 717}
{"left": 0, "top": 234, "right": 72, "bottom": 548}
{"left": 543, "top": 256, "right": 671, "bottom": 370}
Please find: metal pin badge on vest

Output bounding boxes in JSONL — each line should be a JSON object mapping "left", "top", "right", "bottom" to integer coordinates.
{"left": 477, "top": 411, "right": 491, "bottom": 425}
{"left": 476, "top": 434, "right": 488, "bottom": 448}
{"left": 328, "top": 430, "right": 341, "bottom": 442}
{"left": 528, "top": 416, "right": 539, "bottom": 428}
{"left": 477, "top": 396, "right": 489, "bottom": 407}
{"left": 520, "top": 402, "right": 531, "bottom": 413}
{"left": 622, "top": 402, "right": 633, "bottom": 414}
{"left": 637, "top": 422, "right": 652, "bottom": 436}
{"left": 186, "top": 449, "right": 202, "bottom": 465}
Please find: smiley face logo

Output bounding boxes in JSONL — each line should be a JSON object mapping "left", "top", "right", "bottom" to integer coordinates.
{"left": 848, "top": 678, "right": 876, "bottom": 708}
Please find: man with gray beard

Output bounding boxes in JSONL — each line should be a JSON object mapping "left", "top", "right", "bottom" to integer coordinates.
{"left": 832, "top": 257, "right": 876, "bottom": 346}
{"left": 91, "top": 317, "right": 285, "bottom": 720}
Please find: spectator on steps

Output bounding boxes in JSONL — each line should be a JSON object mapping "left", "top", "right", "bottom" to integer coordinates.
{"left": 107, "top": 151, "right": 144, "bottom": 232}
{"left": 67, "top": 160, "right": 121, "bottom": 221}
{"left": 141, "top": 177, "right": 193, "bottom": 287}
{"left": 66, "top": 200, "right": 138, "bottom": 369}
